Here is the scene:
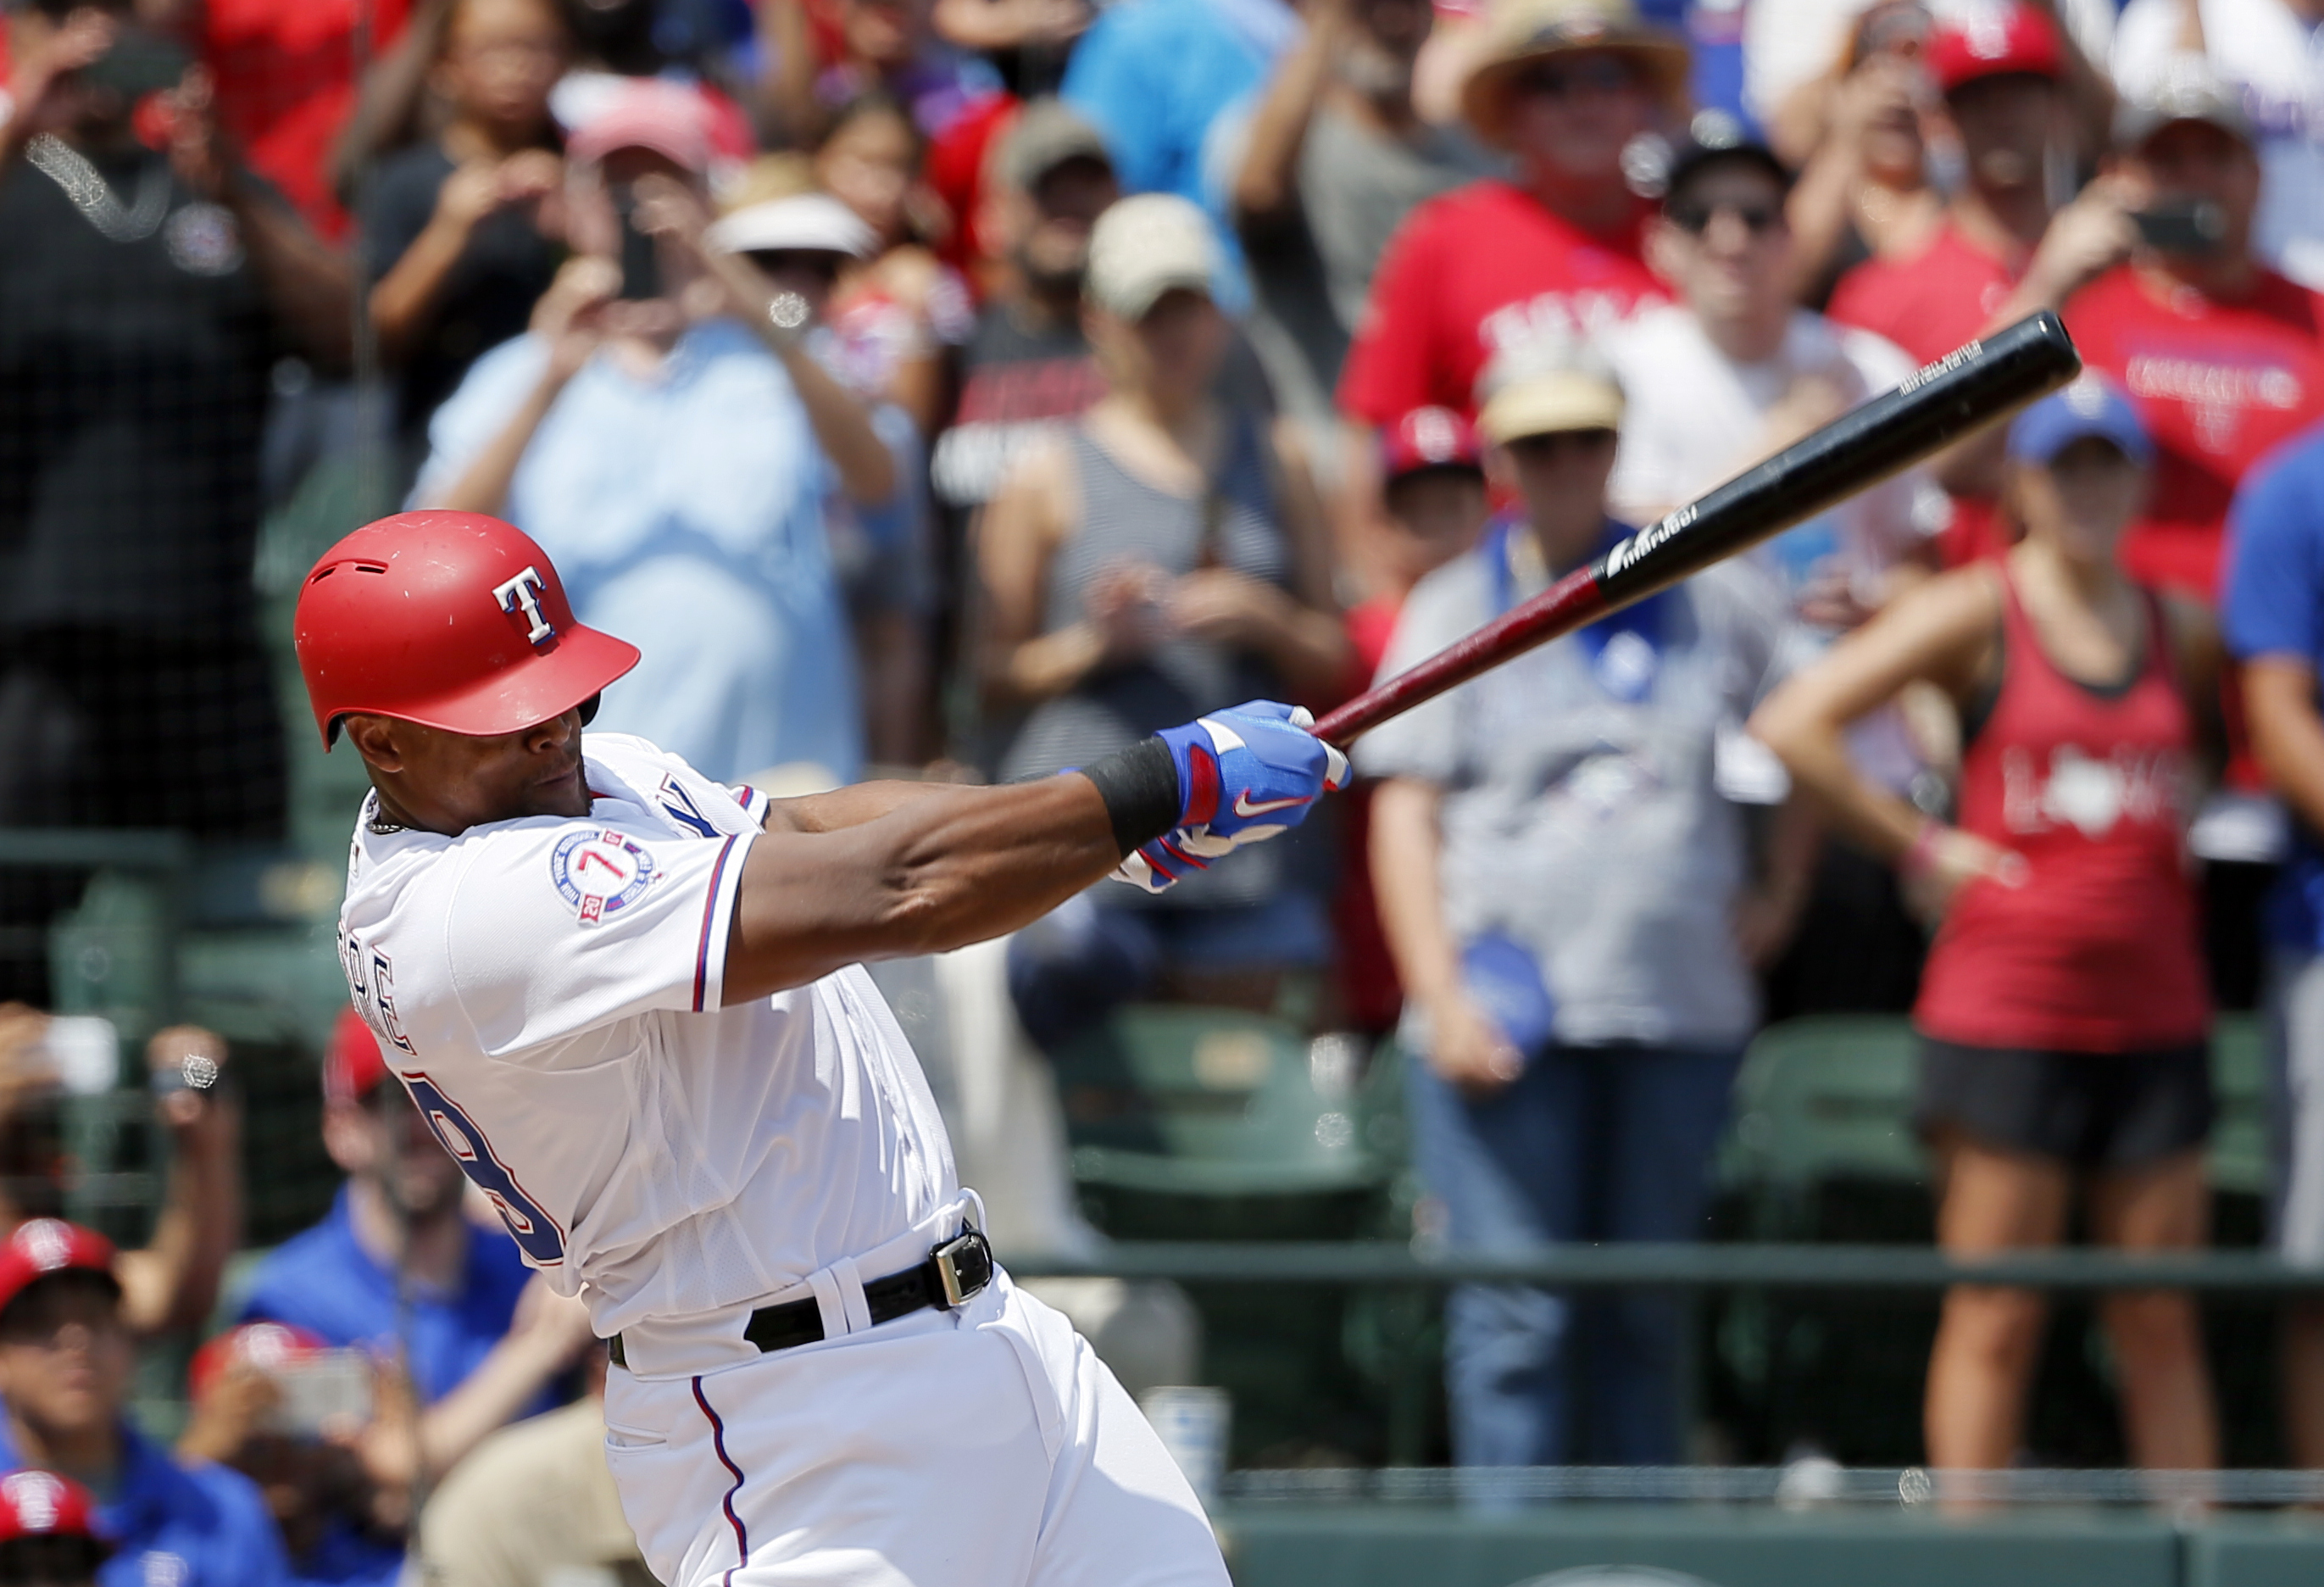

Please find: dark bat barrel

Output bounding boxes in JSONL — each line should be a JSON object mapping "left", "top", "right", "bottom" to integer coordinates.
{"left": 1313, "top": 311, "right": 2082, "bottom": 748}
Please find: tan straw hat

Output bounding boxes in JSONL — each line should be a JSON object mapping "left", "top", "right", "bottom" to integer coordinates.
{"left": 1476, "top": 334, "right": 1626, "bottom": 443}
{"left": 1460, "top": 0, "right": 1691, "bottom": 148}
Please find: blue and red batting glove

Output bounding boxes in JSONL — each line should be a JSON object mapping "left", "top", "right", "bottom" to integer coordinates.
{"left": 1113, "top": 701, "right": 1352, "bottom": 894}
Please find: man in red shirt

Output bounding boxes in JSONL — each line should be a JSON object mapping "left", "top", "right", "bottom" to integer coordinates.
{"left": 1826, "top": 2, "right": 2121, "bottom": 562}
{"left": 1335, "top": 0, "right": 1685, "bottom": 428}
{"left": 2066, "top": 70, "right": 2324, "bottom": 599}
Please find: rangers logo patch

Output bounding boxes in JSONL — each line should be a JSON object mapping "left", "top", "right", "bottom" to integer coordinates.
{"left": 550, "top": 830, "right": 660, "bottom": 924}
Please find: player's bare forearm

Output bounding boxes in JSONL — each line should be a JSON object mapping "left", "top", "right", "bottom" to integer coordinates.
{"left": 723, "top": 773, "right": 1123, "bottom": 1002}
{"left": 760, "top": 779, "right": 982, "bottom": 835}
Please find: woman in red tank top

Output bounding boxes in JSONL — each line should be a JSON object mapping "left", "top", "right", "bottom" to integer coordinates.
{"left": 1754, "top": 376, "right": 2224, "bottom": 1477}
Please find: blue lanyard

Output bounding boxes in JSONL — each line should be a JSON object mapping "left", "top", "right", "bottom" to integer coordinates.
{"left": 1483, "top": 515, "right": 1670, "bottom": 699}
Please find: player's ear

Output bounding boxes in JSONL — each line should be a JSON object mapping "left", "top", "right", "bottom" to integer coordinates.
{"left": 340, "top": 714, "right": 407, "bottom": 773}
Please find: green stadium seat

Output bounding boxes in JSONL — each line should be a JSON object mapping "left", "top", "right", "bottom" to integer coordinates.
{"left": 1721, "top": 1016, "right": 1926, "bottom": 1233}
{"left": 1054, "top": 1005, "right": 1387, "bottom": 1198}
{"left": 2208, "top": 1013, "right": 2270, "bottom": 1199}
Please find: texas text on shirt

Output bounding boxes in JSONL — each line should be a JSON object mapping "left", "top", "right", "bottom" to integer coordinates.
{"left": 2069, "top": 263, "right": 2324, "bottom": 596}
{"left": 336, "top": 732, "right": 956, "bottom": 1339}
{"left": 1336, "top": 181, "right": 1668, "bottom": 424}
{"left": 0, "top": 1418, "right": 291, "bottom": 1587}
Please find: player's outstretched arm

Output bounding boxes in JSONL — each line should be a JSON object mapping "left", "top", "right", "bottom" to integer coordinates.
{"left": 720, "top": 702, "right": 1348, "bottom": 1004}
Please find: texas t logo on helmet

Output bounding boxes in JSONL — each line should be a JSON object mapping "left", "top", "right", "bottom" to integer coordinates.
{"left": 293, "top": 512, "right": 639, "bottom": 747}
{"left": 492, "top": 566, "right": 558, "bottom": 647}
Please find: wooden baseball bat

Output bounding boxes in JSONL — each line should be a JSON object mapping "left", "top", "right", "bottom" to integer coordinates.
{"left": 1313, "top": 311, "right": 2084, "bottom": 748}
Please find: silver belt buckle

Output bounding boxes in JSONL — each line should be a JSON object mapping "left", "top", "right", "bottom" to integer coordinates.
{"left": 929, "top": 1226, "right": 994, "bottom": 1309}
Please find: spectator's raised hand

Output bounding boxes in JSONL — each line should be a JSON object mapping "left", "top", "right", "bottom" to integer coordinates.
{"left": 1084, "top": 562, "right": 1173, "bottom": 663}
{"left": 1167, "top": 566, "right": 1294, "bottom": 651}
{"left": 146, "top": 1023, "right": 228, "bottom": 1131}
{"left": 530, "top": 255, "right": 618, "bottom": 377}
{"left": 6, "top": 7, "right": 117, "bottom": 139}
{"left": 2017, "top": 175, "right": 2138, "bottom": 314}
{"left": 160, "top": 64, "right": 234, "bottom": 202}
{"left": 176, "top": 1358, "right": 281, "bottom": 1466}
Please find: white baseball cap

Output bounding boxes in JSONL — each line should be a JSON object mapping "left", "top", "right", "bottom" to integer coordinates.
{"left": 705, "top": 194, "right": 878, "bottom": 260}
{"left": 1084, "top": 194, "right": 1217, "bottom": 321}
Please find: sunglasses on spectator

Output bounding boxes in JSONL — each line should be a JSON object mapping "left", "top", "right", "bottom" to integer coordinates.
{"left": 1665, "top": 198, "right": 1784, "bottom": 237}
{"left": 745, "top": 250, "right": 846, "bottom": 283}
{"left": 1511, "top": 56, "right": 1640, "bottom": 101}
{"left": 1505, "top": 427, "right": 1617, "bottom": 459}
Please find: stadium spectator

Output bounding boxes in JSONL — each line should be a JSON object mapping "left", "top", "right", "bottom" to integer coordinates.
{"left": 1754, "top": 377, "right": 2224, "bottom": 1475}
{"left": 707, "top": 189, "right": 939, "bottom": 765}
{"left": 158, "top": 0, "right": 414, "bottom": 241}
{"left": 1605, "top": 115, "right": 1935, "bottom": 606}
{"left": 545, "top": 0, "right": 756, "bottom": 177}
{"left": 0, "top": 1468, "right": 108, "bottom": 1587}
{"left": 1059, "top": 0, "right": 1293, "bottom": 214}
{"left": 1828, "top": 0, "right": 2108, "bottom": 564}
{"left": 814, "top": 92, "right": 977, "bottom": 438}
{"left": 1335, "top": 407, "right": 1491, "bottom": 1036}
{"left": 1362, "top": 341, "right": 1804, "bottom": 1467}
{"left": 412, "top": 81, "right": 897, "bottom": 785}
{"left": 981, "top": 193, "right": 1348, "bottom": 1048}
{"left": 0, "top": 3, "right": 352, "bottom": 999}
{"left": 1607, "top": 114, "right": 1941, "bottom": 1015}
{"left": 409, "top": 1345, "right": 650, "bottom": 1587}
{"left": 0, "top": 1013, "right": 241, "bottom": 1338}
{"left": 361, "top": 0, "right": 570, "bottom": 455}
{"left": 176, "top": 1322, "right": 403, "bottom": 1587}
{"left": 759, "top": 0, "right": 1008, "bottom": 152}
{"left": 1777, "top": 0, "right": 1944, "bottom": 309}
{"left": 932, "top": 99, "right": 1120, "bottom": 519}
{"left": 238, "top": 1011, "right": 592, "bottom": 1491}
{"left": 1336, "top": 0, "right": 1683, "bottom": 431}
{"left": 2065, "top": 64, "right": 2324, "bottom": 600}
{"left": 1746, "top": 0, "right": 2116, "bottom": 165}
{"left": 2115, "top": 0, "right": 2324, "bottom": 292}
{"left": 1220, "top": 0, "right": 1496, "bottom": 450}
{"left": 0, "top": 1220, "right": 291, "bottom": 1584}
{"left": 2221, "top": 417, "right": 2324, "bottom": 1468}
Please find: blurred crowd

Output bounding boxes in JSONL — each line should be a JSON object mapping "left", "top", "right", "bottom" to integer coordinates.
{"left": 10, "top": 0, "right": 2324, "bottom": 1570}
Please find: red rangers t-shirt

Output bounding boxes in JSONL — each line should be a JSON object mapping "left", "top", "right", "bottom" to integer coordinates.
{"left": 2067, "top": 264, "right": 2324, "bottom": 598}
{"left": 1828, "top": 222, "right": 2026, "bottom": 565}
{"left": 1337, "top": 180, "right": 1666, "bottom": 424}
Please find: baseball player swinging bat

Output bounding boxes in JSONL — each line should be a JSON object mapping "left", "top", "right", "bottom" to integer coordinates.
{"left": 1315, "top": 309, "right": 2084, "bottom": 749}
{"left": 286, "top": 313, "right": 2072, "bottom": 1587}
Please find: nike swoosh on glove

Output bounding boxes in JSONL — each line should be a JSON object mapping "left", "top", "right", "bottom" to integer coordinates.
{"left": 1114, "top": 701, "right": 1352, "bottom": 894}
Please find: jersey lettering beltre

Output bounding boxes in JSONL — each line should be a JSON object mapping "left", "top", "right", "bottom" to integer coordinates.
{"left": 336, "top": 734, "right": 958, "bottom": 1335}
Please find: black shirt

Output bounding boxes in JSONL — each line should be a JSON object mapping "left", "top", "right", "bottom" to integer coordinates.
{"left": 359, "top": 142, "right": 565, "bottom": 439}
{"left": 0, "top": 142, "right": 275, "bottom": 632}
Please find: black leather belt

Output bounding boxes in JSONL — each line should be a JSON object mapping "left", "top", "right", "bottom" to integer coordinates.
{"left": 609, "top": 1228, "right": 994, "bottom": 1370}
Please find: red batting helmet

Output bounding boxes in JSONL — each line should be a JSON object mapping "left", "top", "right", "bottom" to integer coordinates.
{"left": 293, "top": 512, "right": 640, "bottom": 748}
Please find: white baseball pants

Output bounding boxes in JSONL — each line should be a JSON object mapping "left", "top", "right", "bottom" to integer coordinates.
{"left": 600, "top": 1271, "right": 1229, "bottom": 1587}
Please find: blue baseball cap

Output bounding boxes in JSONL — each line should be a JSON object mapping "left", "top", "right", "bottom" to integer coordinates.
{"left": 2006, "top": 375, "right": 2154, "bottom": 468}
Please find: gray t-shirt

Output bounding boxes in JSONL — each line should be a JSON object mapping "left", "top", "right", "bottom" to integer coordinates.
{"left": 1357, "top": 542, "right": 1791, "bottom": 1050}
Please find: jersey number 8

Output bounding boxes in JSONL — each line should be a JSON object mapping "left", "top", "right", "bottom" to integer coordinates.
{"left": 400, "top": 1073, "right": 568, "bottom": 1267}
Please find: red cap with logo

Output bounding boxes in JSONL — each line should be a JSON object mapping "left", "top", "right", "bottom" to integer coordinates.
{"left": 323, "top": 1008, "right": 392, "bottom": 1106}
{"left": 0, "top": 1219, "right": 118, "bottom": 1320}
{"left": 1381, "top": 406, "right": 1485, "bottom": 483}
{"left": 188, "top": 1320, "right": 332, "bottom": 1403}
{"left": 1928, "top": 2, "right": 2063, "bottom": 92}
{"left": 0, "top": 1469, "right": 108, "bottom": 1551}
{"left": 293, "top": 512, "right": 640, "bottom": 749}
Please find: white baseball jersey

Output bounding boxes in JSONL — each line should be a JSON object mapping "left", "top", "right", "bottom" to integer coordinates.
{"left": 336, "top": 732, "right": 958, "bottom": 1336}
